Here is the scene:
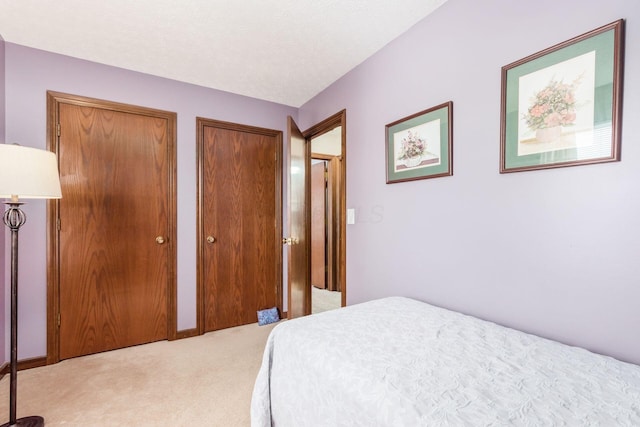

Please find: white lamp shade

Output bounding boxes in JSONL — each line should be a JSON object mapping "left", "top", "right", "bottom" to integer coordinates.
{"left": 0, "top": 144, "right": 62, "bottom": 200}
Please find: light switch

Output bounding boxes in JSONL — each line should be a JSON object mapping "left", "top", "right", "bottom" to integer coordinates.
{"left": 347, "top": 208, "right": 355, "bottom": 224}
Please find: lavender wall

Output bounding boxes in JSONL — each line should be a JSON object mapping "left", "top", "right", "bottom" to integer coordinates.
{"left": 3, "top": 44, "right": 297, "bottom": 359}
{"left": 299, "top": 0, "right": 640, "bottom": 364}
{"left": 0, "top": 35, "right": 6, "bottom": 364}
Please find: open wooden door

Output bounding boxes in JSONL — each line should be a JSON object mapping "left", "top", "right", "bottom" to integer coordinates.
{"left": 286, "top": 116, "right": 311, "bottom": 318}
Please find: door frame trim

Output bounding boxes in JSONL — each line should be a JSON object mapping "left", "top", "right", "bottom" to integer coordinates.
{"left": 46, "top": 91, "right": 178, "bottom": 364}
{"left": 303, "top": 109, "right": 347, "bottom": 308}
{"left": 195, "top": 117, "right": 283, "bottom": 334}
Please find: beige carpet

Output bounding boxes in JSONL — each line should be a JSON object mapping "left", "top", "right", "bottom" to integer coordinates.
{"left": 311, "top": 287, "right": 342, "bottom": 314}
{"left": 0, "top": 322, "right": 278, "bottom": 426}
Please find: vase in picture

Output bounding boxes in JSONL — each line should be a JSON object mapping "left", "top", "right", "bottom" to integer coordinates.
{"left": 535, "top": 125, "right": 562, "bottom": 144}
{"left": 405, "top": 154, "right": 422, "bottom": 168}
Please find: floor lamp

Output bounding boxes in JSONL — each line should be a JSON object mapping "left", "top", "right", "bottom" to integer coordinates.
{"left": 0, "top": 144, "right": 62, "bottom": 427}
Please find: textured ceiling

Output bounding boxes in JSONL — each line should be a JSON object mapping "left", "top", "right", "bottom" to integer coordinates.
{"left": 0, "top": 0, "right": 447, "bottom": 107}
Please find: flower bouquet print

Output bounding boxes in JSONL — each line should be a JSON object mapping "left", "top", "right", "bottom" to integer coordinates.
{"left": 517, "top": 51, "right": 595, "bottom": 156}
{"left": 524, "top": 76, "right": 580, "bottom": 142}
{"left": 397, "top": 130, "right": 428, "bottom": 168}
{"left": 385, "top": 102, "right": 452, "bottom": 184}
{"left": 394, "top": 125, "right": 441, "bottom": 171}
{"left": 500, "top": 20, "right": 623, "bottom": 173}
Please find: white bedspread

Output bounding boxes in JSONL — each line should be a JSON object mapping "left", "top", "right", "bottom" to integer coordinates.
{"left": 251, "top": 297, "right": 640, "bottom": 426}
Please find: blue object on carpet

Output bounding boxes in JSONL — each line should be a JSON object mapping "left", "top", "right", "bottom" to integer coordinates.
{"left": 257, "top": 307, "right": 280, "bottom": 326}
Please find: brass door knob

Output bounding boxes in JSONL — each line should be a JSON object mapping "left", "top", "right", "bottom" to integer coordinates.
{"left": 206, "top": 236, "right": 216, "bottom": 244}
{"left": 156, "top": 236, "right": 166, "bottom": 244}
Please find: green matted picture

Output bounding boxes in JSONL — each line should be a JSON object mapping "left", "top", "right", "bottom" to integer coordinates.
{"left": 500, "top": 20, "right": 624, "bottom": 173}
{"left": 385, "top": 101, "right": 453, "bottom": 184}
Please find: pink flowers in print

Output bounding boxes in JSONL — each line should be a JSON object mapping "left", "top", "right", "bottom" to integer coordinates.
{"left": 399, "top": 130, "right": 426, "bottom": 160}
{"left": 524, "top": 76, "right": 581, "bottom": 130}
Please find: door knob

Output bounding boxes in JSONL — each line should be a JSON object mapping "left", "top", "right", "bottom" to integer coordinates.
{"left": 206, "top": 236, "right": 216, "bottom": 244}
{"left": 155, "top": 236, "right": 166, "bottom": 244}
{"left": 282, "top": 237, "right": 298, "bottom": 245}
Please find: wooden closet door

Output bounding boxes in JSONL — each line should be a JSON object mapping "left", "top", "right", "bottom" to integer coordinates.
{"left": 199, "top": 119, "right": 282, "bottom": 332}
{"left": 56, "top": 100, "right": 174, "bottom": 360}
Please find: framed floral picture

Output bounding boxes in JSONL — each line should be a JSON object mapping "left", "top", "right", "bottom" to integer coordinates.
{"left": 500, "top": 20, "right": 624, "bottom": 173}
{"left": 385, "top": 101, "right": 453, "bottom": 184}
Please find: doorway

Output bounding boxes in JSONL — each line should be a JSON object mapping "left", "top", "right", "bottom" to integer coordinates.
{"left": 47, "top": 92, "right": 177, "bottom": 362}
{"left": 310, "top": 128, "right": 343, "bottom": 314}
{"left": 287, "top": 110, "right": 346, "bottom": 318}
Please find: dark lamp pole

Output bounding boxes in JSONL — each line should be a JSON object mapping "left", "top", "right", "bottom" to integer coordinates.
{"left": 0, "top": 144, "right": 62, "bottom": 427}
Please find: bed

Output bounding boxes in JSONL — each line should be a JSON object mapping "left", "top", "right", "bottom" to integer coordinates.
{"left": 251, "top": 296, "right": 640, "bottom": 426}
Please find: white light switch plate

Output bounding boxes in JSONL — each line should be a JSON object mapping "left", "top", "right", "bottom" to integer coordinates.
{"left": 347, "top": 208, "right": 355, "bottom": 224}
